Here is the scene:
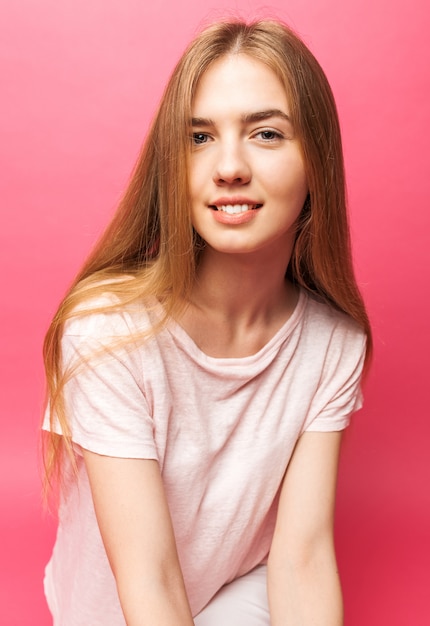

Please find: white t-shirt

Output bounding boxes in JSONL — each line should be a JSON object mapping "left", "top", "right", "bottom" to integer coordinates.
{"left": 44, "top": 289, "right": 366, "bottom": 624}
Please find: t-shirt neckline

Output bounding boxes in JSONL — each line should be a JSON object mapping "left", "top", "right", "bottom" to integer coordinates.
{"left": 162, "top": 289, "right": 307, "bottom": 368}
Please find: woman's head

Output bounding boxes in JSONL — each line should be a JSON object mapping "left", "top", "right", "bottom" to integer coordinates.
{"left": 138, "top": 20, "right": 347, "bottom": 296}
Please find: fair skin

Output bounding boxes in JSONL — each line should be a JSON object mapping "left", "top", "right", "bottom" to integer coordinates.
{"left": 82, "top": 53, "right": 343, "bottom": 625}
{"left": 186, "top": 53, "right": 308, "bottom": 357}
{"left": 267, "top": 431, "right": 343, "bottom": 626}
{"left": 82, "top": 453, "right": 195, "bottom": 625}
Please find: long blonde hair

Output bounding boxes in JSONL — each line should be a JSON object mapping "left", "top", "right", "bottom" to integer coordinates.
{"left": 43, "top": 19, "right": 372, "bottom": 496}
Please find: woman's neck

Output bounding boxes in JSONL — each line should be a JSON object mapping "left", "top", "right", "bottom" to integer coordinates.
{"left": 176, "top": 246, "right": 299, "bottom": 358}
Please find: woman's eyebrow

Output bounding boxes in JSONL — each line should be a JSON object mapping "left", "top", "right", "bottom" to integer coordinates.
{"left": 241, "top": 109, "right": 291, "bottom": 123}
{"left": 191, "top": 117, "right": 214, "bottom": 127}
{"left": 191, "top": 109, "right": 291, "bottom": 127}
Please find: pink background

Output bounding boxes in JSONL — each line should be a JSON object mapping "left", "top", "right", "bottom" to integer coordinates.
{"left": 1, "top": 0, "right": 429, "bottom": 623}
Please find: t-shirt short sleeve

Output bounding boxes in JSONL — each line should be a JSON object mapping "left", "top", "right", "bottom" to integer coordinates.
{"left": 303, "top": 315, "right": 367, "bottom": 433}
{"left": 44, "top": 309, "right": 158, "bottom": 460}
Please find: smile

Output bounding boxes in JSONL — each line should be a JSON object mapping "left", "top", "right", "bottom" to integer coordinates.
{"left": 211, "top": 204, "right": 262, "bottom": 214}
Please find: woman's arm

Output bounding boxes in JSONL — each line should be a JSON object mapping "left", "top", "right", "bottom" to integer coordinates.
{"left": 267, "top": 431, "right": 344, "bottom": 626}
{"left": 82, "top": 450, "right": 195, "bottom": 626}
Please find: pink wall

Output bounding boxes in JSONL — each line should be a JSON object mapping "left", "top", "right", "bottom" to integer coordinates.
{"left": 1, "top": 0, "right": 429, "bottom": 623}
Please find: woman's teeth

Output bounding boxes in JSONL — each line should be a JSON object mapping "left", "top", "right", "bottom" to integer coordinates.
{"left": 217, "top": 204, "right": 257, "bottom": 214}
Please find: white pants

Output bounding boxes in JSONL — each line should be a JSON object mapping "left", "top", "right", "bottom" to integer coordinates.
{"left": 194, "top": 565, "right": 270, "bottom": 626}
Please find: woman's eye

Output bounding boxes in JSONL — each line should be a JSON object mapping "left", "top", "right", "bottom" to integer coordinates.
{"left": 192, "top": 133, "right": 209, "bottom": 145}
{"left": 258, "top": 130, "right": 282, "bottom": 141}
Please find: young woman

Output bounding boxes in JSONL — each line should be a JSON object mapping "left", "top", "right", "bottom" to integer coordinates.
{"left": 42, "top": 19, "right": 371, "bottom": 626}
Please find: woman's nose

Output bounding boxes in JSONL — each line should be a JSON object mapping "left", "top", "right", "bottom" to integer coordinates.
{"left": 213, "top": 144, "right": 251, "bottom": 186}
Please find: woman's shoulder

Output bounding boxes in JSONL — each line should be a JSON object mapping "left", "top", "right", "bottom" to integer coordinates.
{"left": 301, "top": 290, "right": 366, "bottom": 347}
{"left": 295, "top": 292, "right": 368, "bottom": 402}
{"left": 63, "top": 277, "right": 159, "bottom": 341}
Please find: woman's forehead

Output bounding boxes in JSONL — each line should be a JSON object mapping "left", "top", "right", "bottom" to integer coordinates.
{"left": 192, "top": 54, "right": 291, "bottom": 118}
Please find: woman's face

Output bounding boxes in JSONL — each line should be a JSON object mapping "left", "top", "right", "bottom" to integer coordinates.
{"left": 189, "top": 53, "right": 308, "bottom": 258}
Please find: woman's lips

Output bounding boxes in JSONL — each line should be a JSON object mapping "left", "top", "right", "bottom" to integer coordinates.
{"left": 209, "top": 204, "right": 261, "bottom": 225}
